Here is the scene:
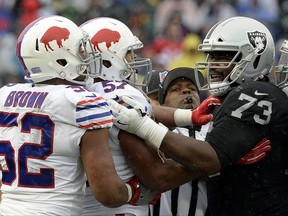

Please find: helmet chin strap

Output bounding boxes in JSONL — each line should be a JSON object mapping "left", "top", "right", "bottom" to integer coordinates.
{"left": 85, "top": 77, "right": 94, "bottom": 88}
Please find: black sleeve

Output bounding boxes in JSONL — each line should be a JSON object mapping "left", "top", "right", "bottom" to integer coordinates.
{"left": 206, "top": 116, "right": 268, "bottom": 169}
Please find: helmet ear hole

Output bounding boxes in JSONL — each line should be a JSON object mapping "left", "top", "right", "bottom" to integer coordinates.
{"left": 36, "top": 39, "right": 39, "bottom": 51}
{"left": 253, "top": 55, "right": 261, "bottom": 69}
{"left": 103, "top": 60, "right": 112, "bottom": 68}
{"left": 218, "top": 38, "right": 223, "bottom": 42}
{"left": 57, "top": 59, "right": 67, "bottom": 66}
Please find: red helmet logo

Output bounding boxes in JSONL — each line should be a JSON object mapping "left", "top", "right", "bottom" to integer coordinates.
{"left": 91, "top": 28, "right": 121, "bottom": 52}
{"left": 40, "top": 27, "right": 70, "bottom": 51}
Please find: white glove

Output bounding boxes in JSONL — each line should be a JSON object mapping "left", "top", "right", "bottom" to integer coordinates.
{"left": 107, "top": 96, "right": 168, "bottom": 149}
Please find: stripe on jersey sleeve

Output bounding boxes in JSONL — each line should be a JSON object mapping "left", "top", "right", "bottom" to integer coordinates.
{"left": 76, "top": 96, "right": 113, "bottom": 129}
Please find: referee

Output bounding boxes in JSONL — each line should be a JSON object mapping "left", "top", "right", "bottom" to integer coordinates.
{"left": 147, "top": 67, "right": 209, "bottom": 216}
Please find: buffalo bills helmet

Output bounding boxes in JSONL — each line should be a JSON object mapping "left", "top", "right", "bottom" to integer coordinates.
{"left": 16, "top": 15, "right": 102, "bottom": 86}
{"left": 80, "top": 17, "right": 152, "bottom": 87}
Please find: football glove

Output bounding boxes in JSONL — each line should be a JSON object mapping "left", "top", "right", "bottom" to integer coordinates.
{"left": 107, "top": 96, "right": 168, "bottom": 149}
{"left": 127, "top": 176, "right": 161, "bottom": 206}
{"left": 236, "top": 138, "right": 271, "bottom": 165}
{"left": 174, "top": 95, "right": 222, "bottom": 126}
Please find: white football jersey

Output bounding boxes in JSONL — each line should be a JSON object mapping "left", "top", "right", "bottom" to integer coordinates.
{"left": 0, "top": 83, "right": 113, "bottom": 216}
{"left": 83, "top": 81, "right": 152, "bottom": 216}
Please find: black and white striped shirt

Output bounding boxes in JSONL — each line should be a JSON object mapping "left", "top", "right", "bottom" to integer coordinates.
{"left": 149, "top": 125, "right": 210, "bottom": 216}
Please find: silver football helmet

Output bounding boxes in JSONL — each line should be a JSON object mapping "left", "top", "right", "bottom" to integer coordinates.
{"left": 275, "top": 40, "right": 288, "bottom": 89}
{"left": 80, "top": 17, "right": 152, "bottom": 87}
{"left": 195, "top": 16, "right": 275, "bottom": 96}
{"left": 16, "top": 15, "right": 102, "bottom": 86}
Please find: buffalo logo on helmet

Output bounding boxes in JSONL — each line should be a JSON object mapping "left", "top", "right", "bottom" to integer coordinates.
{"left": 247, "top": 31, "right": 267, "bottom": 54}
{"left": 90, "top": 28, "right": 121, "bottom": 52}
{"left": 40, "top": 27, "right": 70, "bottom": 51}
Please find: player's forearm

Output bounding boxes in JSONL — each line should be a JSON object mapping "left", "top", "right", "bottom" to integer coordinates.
{"left": 90, "top": 179, "right": 131, "bottom": 208}
{"left": 153, "top": 96, "right": 221, "bottom": 127}
{"left": 160, "top": 131, "right": 221, "bottom": 175}
{"left": 82, "top": 130, "right": 131, "bottom": 207}
{"left": 119, "top": 131, "right": 197, "bottom": 192}
{"left": 116, "top": 106, "right": 219, "bottom": 174}
{"left": 152, "top": 105, "right": 177, "bottom": 127}
{"left": 148, "top": 159, "right": 204, "bottom": 192}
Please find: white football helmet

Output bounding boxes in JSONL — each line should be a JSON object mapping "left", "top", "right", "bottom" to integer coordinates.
{"left": 195, "top": 16, "right": 275, "bottom": 96}
{"left": 16, "top": 15, "right": 102, "bottom": 86}
{"left": 80, "top": 17, "right": 152, "bottom": 87}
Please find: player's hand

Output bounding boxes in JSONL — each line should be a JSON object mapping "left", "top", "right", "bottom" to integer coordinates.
{"left": 174, "top": 95, "right": 221, "bottom": 126}
{"left": 192, "top": 96, "right": 222, "bottom": 125}
{"left": 236, "top": 138, "right": 271, "bottom": 165}
{"left": 127, "top": 176, "right": 161, "bottom": 206}
{"left": 122, "top": 95, "right": 147, "bottom": 117}
{"left": 107, "top": 96, "right": 148, "bottom": 133}
{"left": 107, "top": 96, "right": 168, "bottom": 148}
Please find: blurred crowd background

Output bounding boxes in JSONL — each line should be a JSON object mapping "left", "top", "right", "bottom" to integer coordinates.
{"left": 0, "top": 0, "right": 287, "bottom": 86}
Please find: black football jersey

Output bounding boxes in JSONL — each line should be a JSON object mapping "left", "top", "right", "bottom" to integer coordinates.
{"left": 206, "top": 81, "right": 288, "bottom": 216}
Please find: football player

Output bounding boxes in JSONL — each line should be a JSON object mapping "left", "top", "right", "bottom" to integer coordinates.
{"left": 80, "top": 17, "right": 158, "bottom": 216}
{"left": 108, "top": 16, "right": 288, "bottom": 215}
{"left": 80, "top": 17, "right": 219, "bottom": 216}
{"left": 0, "top": 15, "right": 141, "bottom": 215}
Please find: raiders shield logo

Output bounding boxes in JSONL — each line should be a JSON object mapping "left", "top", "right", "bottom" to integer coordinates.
{"left": 247, "top": 31, "right": 267, "bottom": 54}
{"left": 159, "top": 70, "right": 168, "bottom": 83}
